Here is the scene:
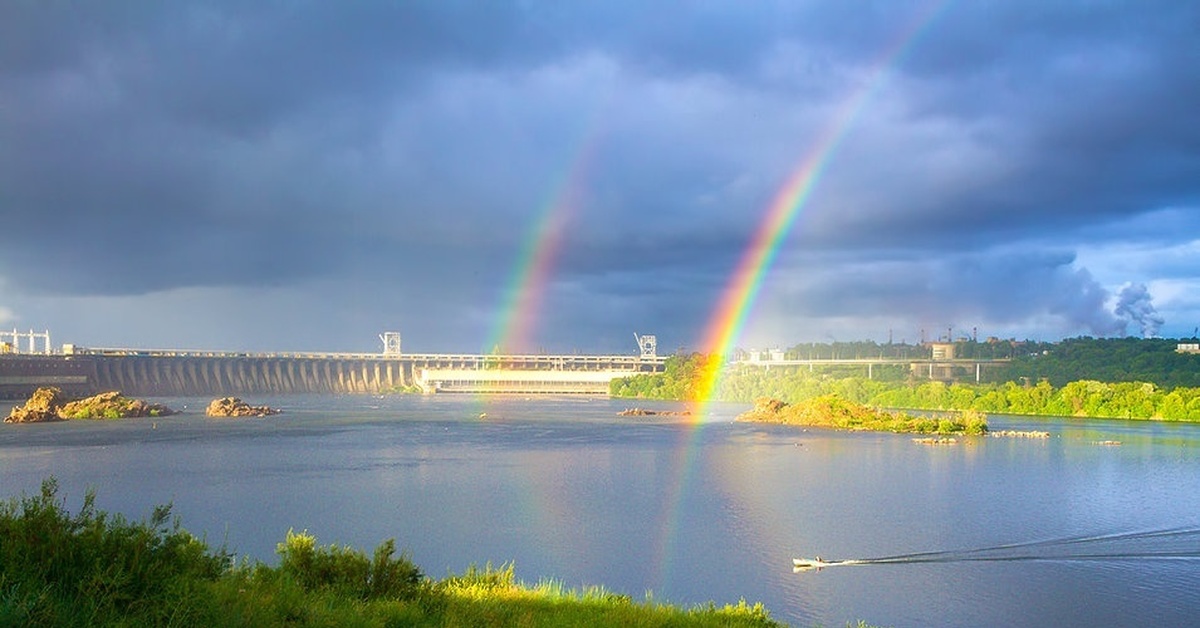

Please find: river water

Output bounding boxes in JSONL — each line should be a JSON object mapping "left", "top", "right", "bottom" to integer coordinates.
{"left": 3, "top": 395, "right": 1199, "bottom": 627}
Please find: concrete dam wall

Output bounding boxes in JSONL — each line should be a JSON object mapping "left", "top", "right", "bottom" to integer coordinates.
{"left": 89, "top": 355, "right": 415, "bottom": 397}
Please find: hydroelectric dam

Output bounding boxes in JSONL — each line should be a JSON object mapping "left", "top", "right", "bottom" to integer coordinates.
{"left": 0, "top": 331, "right": 667, "bottom": 399}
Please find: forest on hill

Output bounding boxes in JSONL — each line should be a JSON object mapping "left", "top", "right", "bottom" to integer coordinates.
{"left": 992, "top": 337, "right": 1200, "bottom": 387}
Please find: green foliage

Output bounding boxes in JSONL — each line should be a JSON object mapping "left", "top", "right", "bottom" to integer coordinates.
{"left": 0, "top": 478, "right": 229, "bottom": 625}
{"left": 995, "top": 336, "right": 1200, "bottom": 388}
{"left": 610, "top": 352, "right": 721, "bottom": 400}
{"left": 277, "top": 529, "right": 422, "bottom": 600}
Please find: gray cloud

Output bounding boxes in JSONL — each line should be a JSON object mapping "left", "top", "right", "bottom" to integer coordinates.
{"left": 1114, "top": 282, "right": 1165, "bottom": 338}
{"left": 1, "top": 1, "right": 1197, "bottom": 352}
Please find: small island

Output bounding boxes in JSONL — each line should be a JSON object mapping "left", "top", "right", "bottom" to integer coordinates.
{"left": 735, "top": 395, "right": 988, "bottom": 436}
{"left": 205, "top": 397, "right": 281, "bottom": 417}
{"left": 4, "top": 387, "right": 176, "bottom": 423}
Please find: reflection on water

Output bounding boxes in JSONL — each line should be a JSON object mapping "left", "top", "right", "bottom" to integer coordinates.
{"left": 3, "top": 395, "right": 1199, "bottom": 627}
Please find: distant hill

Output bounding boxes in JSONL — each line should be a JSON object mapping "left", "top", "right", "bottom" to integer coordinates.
{"left": 989, "top": 337, "right": 1200, "bottom": 388}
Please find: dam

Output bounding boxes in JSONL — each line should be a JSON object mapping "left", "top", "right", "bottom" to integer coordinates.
{"left": 0, "top": 333, "right": 667, "bottom": 399}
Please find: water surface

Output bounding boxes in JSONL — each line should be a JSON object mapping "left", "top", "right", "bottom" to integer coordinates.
{"left": 3, "top": 395, "right": 1199, "bottom": 627}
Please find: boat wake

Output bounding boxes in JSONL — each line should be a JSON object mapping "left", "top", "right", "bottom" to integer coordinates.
{"left": 794, "top": 526, "right": 1200, "bottom": 572}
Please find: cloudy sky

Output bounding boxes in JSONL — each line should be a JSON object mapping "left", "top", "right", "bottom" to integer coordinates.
{"left": 1, "top": 1, "right": 1197, "bottom": 355}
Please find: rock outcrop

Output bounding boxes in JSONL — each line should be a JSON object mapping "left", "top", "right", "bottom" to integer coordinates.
{"left": 4, "top": 386, "right": 73, "bottom": 423}
{"left": 205, "top": 397, "right": 281, "bottom": 417}
{"left": 59, "top": 391, "right": 176, "bottom": 419}
{"left": 5, "top": 387, "right": 176, "bottom": 423}
{"left": 733, "top": 397, "right": 788, "bottom": 422}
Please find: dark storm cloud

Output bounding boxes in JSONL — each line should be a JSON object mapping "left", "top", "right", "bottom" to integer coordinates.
{"left": 760, "top": 246, "right": 1127, "bottom": 338}
{"left": 1, "top": 1, "right": 1197, "bottom": 350}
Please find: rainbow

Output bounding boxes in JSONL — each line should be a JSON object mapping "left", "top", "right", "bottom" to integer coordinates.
{"left": 484, "top": 140, "right": 598, "bottom": 355}
{"left": 651, "top": 1, "right": 953, "bottom": 593}
{"left": 691, "top": 0, "right": 951, "bottom": 409}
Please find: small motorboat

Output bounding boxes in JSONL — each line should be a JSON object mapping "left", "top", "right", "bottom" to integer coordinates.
{"left": 792, "top": 556, "right": 837, "bottom": 570}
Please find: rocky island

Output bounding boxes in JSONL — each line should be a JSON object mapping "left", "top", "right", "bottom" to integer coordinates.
{"left": 205, "top": 397, "right": 281, "bottom": 417}
{"left": 4, "top": 387, "right": 176, "bottom": 423}
{"left": 736, "top": 395, "right": 988, "bottom": 436}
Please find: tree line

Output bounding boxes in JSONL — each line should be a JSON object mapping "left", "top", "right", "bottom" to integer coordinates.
{"left": 612, "top": 336, "right": 1200, "bottom": 421}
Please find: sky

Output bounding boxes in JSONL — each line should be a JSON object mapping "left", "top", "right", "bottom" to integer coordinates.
{"left": 1, "top": 1, "right": 1198, "bottom": 355}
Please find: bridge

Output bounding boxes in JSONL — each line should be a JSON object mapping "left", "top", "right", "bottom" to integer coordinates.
{"left": 734, "top": 357, "right": 1010, "bottom": 382}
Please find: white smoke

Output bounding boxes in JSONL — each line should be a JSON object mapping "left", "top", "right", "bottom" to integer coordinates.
{"left": 1114, "top": 282, "right": 1164, "bottom": 337}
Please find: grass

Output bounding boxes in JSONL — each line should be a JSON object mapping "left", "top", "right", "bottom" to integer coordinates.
{"left": 1, "top": 479, "right": 783, "bottom": 627}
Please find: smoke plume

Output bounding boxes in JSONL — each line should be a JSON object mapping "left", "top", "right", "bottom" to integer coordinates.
{"left": 1114, "top": 282, "right": 1164, "bottom": 337}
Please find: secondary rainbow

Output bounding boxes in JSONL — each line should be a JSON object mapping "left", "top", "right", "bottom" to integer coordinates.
{"left": 484, "top": 139, "right": 598, "bottom": 355}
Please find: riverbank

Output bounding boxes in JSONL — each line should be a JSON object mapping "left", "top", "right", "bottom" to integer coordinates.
{"left": 0, "top": 479, "right": 780, "bottom": 627}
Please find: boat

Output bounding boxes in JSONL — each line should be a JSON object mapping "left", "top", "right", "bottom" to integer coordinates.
{"left": 792, "top": 557, "right": 837, "bottom": 570}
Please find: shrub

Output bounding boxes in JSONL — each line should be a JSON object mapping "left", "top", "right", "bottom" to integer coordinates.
{"left": 911, "top": 417, "right": 938, "bottom": 433}
{"left": 0, "top": 478, "right": 229, "bottom": 623}
{"left": 277, "top": 529, "right": 423, "bottom": 600}
{"left": 960, "top": 408, "right": 989, "bottom": 435}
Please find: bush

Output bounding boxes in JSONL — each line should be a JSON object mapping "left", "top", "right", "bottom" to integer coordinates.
{"left": 0, "top": 478, "right": 229, "bottom": 624}
{"left": 960, "top": 409, "right": 989, "bottom": 435}
{"left": 277, "top": 529, "right": 423, "bottom": 600}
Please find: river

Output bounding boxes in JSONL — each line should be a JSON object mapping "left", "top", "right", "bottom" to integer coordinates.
{"left": 3, "top": 395, "right": 1199, "bottom": 627}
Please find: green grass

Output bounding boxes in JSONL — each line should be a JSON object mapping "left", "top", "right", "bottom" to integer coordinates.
{"left": 1, "top": 479, "right": 783, "bottom": 627}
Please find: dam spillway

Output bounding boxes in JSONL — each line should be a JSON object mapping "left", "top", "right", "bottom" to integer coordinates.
{"left": 88, "top": 353, "right": 413, "bottom": 397}
{"left": 0, "top": 349, "right": 667, "bottom": 399}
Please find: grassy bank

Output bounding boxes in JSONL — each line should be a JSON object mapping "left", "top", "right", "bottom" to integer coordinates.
{"left": 1, "top": 479, "right": 780, "bottom": 627}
